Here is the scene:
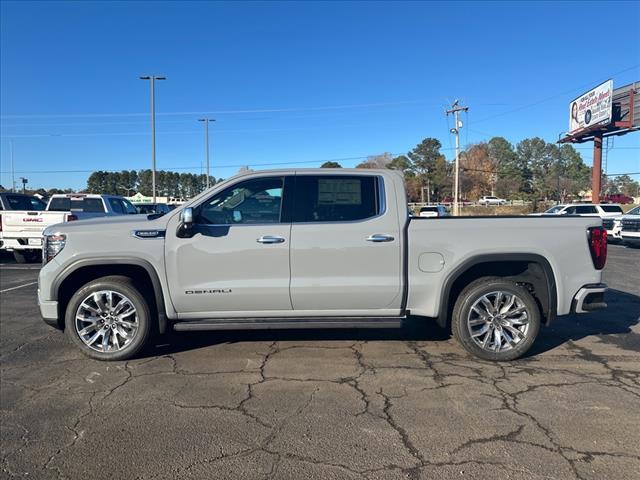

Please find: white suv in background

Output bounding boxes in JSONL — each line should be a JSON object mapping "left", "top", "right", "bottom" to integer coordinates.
{"left": 418, "top": 205, "right": 449, "bottom": 217}
{"left": 538, "top": 204, "right": 622, "bottom": 216}
{"left": 478, "top": 196, "right": 507, "bottom": 205}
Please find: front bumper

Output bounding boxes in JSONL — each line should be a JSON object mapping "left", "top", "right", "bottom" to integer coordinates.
{"left": 571, "top": 283, "right": 607, "bottom": 314}
{"left": 38, "top": 288, "right": 61, "bottom": 329}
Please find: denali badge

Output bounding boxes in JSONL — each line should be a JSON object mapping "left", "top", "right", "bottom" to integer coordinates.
{"left": 185, "top": 289, "right": 232, "bottom": 294}
{"left": 132, "top": 230, "right": 166, "bottom": 239}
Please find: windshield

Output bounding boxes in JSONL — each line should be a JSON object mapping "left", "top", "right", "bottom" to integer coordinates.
{"left": 627, "top": 206, "right": 640, "bottom": 215}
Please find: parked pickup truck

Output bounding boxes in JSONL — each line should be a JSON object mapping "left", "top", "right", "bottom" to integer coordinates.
{"left": 47, "top": 193, "right": 139, "bottom": 219}
{"left": 38, "top": 169, "right": 608, "bottom": 362}
{"left": 0, "top": 192, "right": 76, "bottom": 263}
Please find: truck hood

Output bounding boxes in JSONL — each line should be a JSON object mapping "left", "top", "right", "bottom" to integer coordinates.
{"left": 43, "top": 213, "right": 172, "bottom": 235}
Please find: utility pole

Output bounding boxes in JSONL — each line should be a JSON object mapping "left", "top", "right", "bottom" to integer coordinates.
{"left": 198, "top": 118, "right": 215, "bottom": 189}
{"left": 10, "top": 140, "right": 16, "bottom": 192}
{"left": 139, "top": 75, "right": 166, "bottom": 203}
{"left": 446, "top": 100, "right": 469, "bottom": 216}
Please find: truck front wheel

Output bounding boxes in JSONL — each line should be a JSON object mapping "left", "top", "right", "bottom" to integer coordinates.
{"left": 65, "top": 276, "right": 152, "bottom": 361}
{"left": 452, "top": 277, "right": 541, "bottom": 361}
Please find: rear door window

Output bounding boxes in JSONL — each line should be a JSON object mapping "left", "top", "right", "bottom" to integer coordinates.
{"left": 293, "top": 175, "right": 380, "bottom": 223}
{"left": 575, "top": 205, "right": 598, "bottom": 214}
{"left": 108, "top": 198, "right": 125, "bottom": 214}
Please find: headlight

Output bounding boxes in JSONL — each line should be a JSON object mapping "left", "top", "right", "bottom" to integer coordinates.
{"left": 43, "top": 233, "right": 66, "bottom": 264}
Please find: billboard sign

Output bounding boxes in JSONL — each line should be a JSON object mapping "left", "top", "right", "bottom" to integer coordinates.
{"left": 569, "top": 80, "right": 613, "bottom": 134}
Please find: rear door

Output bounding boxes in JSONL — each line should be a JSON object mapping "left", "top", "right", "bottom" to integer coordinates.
{"left": 289, "top": 174, "right": 402, "bottom": 313}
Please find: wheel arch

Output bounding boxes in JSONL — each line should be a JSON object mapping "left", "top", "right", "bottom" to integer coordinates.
{"left": 437, "top": 253, "right": 557, "bottom": 329}
{"left": 53, "top": 258, "right": 168, "bottom": 334}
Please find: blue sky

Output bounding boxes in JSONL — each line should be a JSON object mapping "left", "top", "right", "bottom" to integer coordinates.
{"left": 1, "top": 0, "right": 639, "bottom": 191}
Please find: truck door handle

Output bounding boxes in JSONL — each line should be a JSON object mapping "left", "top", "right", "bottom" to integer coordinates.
{"left": 257, "top": 235, "right": 285, "bottom": 244}
{"left": 366, "top": 234, "right": 395, "bottom": 243}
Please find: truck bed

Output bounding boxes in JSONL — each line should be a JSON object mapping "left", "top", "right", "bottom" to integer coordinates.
{"left": 407, "top": 215, "right": 602, "bottom": 318}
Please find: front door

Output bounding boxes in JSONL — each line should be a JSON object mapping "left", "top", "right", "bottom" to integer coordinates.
{"left": 165, "top": 175, "right": 293, "bottom": 316}
{"left": 289, "top": 174, "right": 402, "bottom": 313}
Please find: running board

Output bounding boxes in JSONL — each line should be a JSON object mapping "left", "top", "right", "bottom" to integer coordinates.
{"left": 172, "top": 316, "right": 405, "bottom": 332}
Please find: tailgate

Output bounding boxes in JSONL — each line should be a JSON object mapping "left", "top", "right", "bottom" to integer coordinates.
{"left": 2, "top": 211, "right": 68, "bottom": 235}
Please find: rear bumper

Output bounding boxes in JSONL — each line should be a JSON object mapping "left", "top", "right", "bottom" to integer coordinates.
{"left": 0, "top": 237, "right": 43, "bottom": 251}
{"left": 571, "top": 283, "right": 607, "bottom": 314}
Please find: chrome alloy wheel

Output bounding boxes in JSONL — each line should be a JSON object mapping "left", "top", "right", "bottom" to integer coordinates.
{"left": 467, "top": 290, "right": 530, "bottom": 353}
{"left": 75, "top": 290, "right": 139, "bottom": 353}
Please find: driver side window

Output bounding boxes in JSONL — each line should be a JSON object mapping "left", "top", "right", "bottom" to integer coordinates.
{"left": 197, "top": 177, "right": 284, "bottom": 225}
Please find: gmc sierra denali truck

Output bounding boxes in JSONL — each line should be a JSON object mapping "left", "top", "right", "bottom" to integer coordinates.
{"left": 38, "top": 169, "right": 608, "bottom": 362}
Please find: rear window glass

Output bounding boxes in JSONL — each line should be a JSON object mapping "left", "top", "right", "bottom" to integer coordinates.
{"left": 48, "top": 197, "right": 105, "bottom": 213}
{"left": 601, "top": 205, "right": 623, "bottom": 213}
{"left": 574, "top": 205, "right": 597, "bottom": 214}
{"left": 4, "top": 195, "right": 46, "bottom": 211}
{"left": 420, "top": 207, "right": 439, "bottom": 212}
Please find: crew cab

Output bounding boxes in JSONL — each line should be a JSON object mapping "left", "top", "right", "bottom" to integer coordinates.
{"left": 47, "top": 193, "right": 138, "bottom": 219}
{"left": 0, "top": 192, "right": 76, "bottom": 263}
{"left": 38, "top": 169, "right": 608, "bottom": 362}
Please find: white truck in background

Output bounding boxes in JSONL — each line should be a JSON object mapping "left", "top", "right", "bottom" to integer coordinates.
{"left": 0, "top": 192, "right": 76, "bottom": 263}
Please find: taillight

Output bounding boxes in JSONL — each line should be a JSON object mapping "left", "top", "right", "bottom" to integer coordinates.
{"left": 66, "top": 214, "right": 78, "bottom": 222}
{"left": 588, "top": 227, "right": 607, "bottom": 270}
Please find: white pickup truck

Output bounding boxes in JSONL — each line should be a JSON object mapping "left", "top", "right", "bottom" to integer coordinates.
{"left": 0, "top": 192, "right": 76, "bottom": 263}
{"left": 38, "top": 169, "right": 608, "bottom": 362}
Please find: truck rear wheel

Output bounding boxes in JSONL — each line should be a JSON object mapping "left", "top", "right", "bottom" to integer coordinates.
{"left": 13, "top": 250, "right": 40, "bottom": 264}
{"left": 13, "top": 251, "right": 28, "bottom": 264}
{"left": 452, "top": 277, "right": 541, "bottom": 361}
{"left": 65, "top": 276, "right": 152, "bottom": 361}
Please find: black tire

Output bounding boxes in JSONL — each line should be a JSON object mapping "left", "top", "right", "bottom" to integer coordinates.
{"left": 65, "top": 275, "right": 152, "bottom": 361}
{"left": 13, "top": 251, "right": 28, "bottom": 264}
{"left": 451, "top": 277, "right": 541, "bottom": 361}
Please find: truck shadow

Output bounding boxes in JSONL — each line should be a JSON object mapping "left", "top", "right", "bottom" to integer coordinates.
{"left": 147, "top": 289, "right": 640, "bottom": 358}
{"left": 526, "top": 288, "right": 640, "bottom": 357}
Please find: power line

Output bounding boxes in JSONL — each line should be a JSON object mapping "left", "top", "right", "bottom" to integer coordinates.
{"left": 0, "top": 154, "right": 408, "bottom": 175}
{"left": 473, "top": 64, "right": 639, "bottom": 124}
{"left": 0, "top": 100, "right": 436, "bottom": 120}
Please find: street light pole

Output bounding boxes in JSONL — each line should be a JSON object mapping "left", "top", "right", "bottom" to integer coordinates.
{"left": 10, "top": 140, "right": 16, "bottom": 193}
{"left": 198, "top": 118, "right": 215, "bottom": 190}
{"left": 139, "top": 75, "right": 166, "bottom": 203}
{"left": 446, "top": 100, "right": 469, "bottom": 216}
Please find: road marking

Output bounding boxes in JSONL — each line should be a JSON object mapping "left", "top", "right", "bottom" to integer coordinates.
{"left": 0, "top": 267, "right": 41, "bottom": 270}
{"left": 0, "top": 281, "right": 38, "bottom": 293}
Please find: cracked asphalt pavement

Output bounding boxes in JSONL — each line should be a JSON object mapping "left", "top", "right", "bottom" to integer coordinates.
{"left": 1, "top": 246, "right": 639, "bottom": 479}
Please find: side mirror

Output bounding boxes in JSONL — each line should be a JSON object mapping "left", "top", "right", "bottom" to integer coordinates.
{"left": 177, "top": 207, "right": 195, "bottom": 238}
{"left": 181, "top": 207, "right": 193, "bottom": 226}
